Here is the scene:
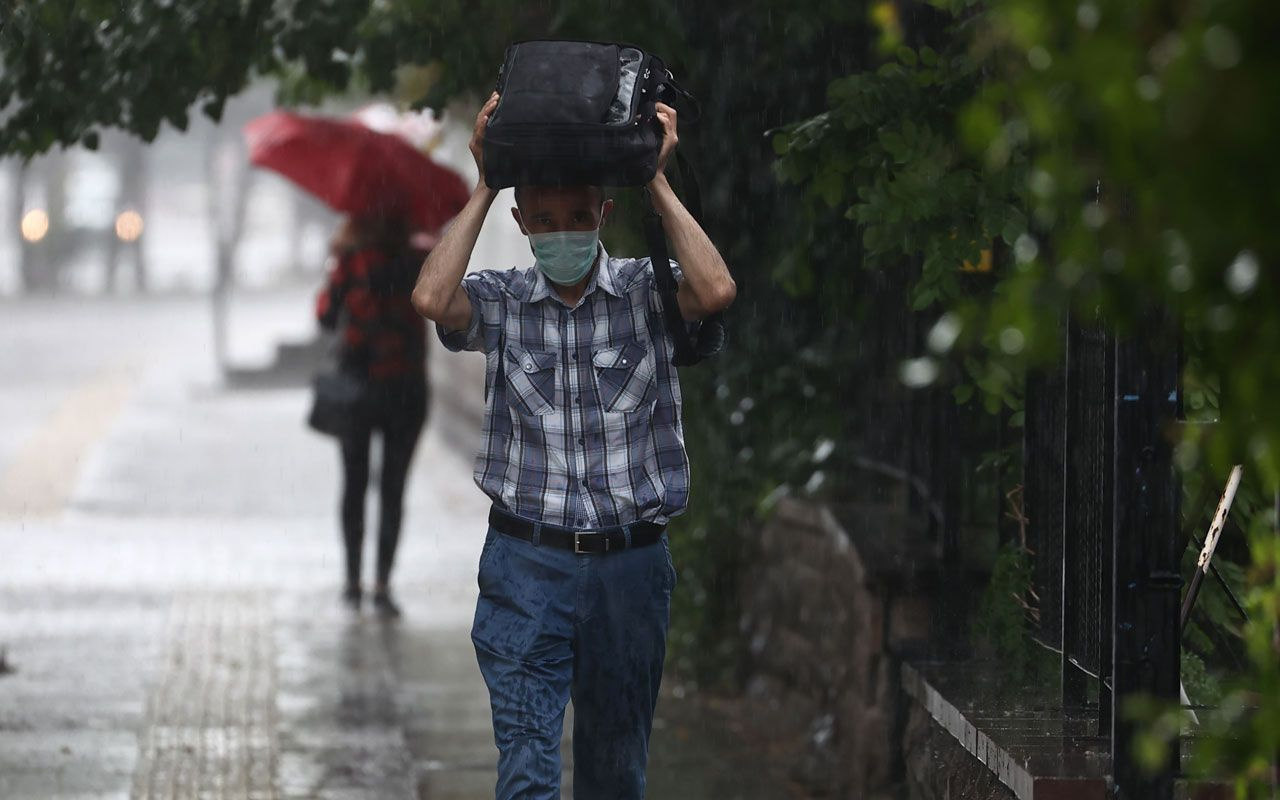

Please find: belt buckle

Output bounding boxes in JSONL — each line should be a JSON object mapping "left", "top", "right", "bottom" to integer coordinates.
{"left": 574, "top": 531, "right": 609, "bottom": 554}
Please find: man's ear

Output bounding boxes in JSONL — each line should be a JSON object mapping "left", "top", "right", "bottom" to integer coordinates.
{"left": 511, "top": 207, "right": 529, "bottom": 236}
{"left": 600, "top": 198, "right": 616, "bottom": 227}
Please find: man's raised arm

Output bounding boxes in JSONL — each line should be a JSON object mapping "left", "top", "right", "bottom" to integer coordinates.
{"left": 411, "top": 92, "right": 500, "bottom": 331}
{"left": 647, "top": 102, "right": 736, "bottom": 321}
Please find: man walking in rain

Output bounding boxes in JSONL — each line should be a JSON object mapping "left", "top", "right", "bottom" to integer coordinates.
{"left": 411, "top": 91, "right": 736, "bottom": 799}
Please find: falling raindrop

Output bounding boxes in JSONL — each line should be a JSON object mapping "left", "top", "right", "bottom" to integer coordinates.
{"left": 898, "top": 357, "right": 939, "bottom": 388}
{"left": 1027, "top": 46, "right": 1053, "bottom": 71}
{"left": 1013, "top": 234, "right": 1039, "bottom": 264}
{"left": 1168, "top": 263, "right": 1193, "bottom": 292}
{"left": 804, "top": 471, "right": 826, "bottom": 494}
{"left": 999, "top": 327, "right": 1026, "bottom": 355}
{"left": 1225, "top": 250, "right": 1259, "bottom": 295}
{"left": 1135, "top": 75, "right": 1161, "bottom": 101}
{"left": 1077, "top": 2, "right": 1101, "bottom": 30}
{"left": 1028, "top": 169, "right": 1055, "bottom": 199}
{"left": 1203, "top": 26, "right": 1242, "bottom": 70}
{"left": 1081, "top": 203, "right": 1108, "bottom": 229}
{"left": 927, "top": 313, "right": 962, "bottom": 354}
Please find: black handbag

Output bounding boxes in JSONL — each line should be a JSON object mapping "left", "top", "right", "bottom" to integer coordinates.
{"left": 484, "top": 39, "right": 723, "bottom": 366}
{"left": 308, "top": 269, "right": 373, "bottom": 439}
{"left": 483, "top": 40, "right": 694, "bottom": 190}
{"left": 307, "top": 367, "right": 368, "bottom": 438}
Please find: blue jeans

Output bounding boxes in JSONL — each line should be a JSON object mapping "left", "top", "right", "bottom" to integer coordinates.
{"left": 471, "top": 524, "right": 677, "bottom": 799}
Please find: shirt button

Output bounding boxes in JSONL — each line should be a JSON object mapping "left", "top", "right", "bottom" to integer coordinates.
{"left": 572, "top": 353, "right": 579, "bottom": 361}
{"left": 577, "top": 437, "right": 585, "bottom": 445}
{"left": 583, "top": 478, "right": 589, "bottom": 487}
{"left": 574, "top": 396, "right": 581, "bottom": 404}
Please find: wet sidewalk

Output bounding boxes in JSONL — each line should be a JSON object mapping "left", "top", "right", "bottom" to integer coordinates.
{"left": 0, "top": 291, "right": 796, "bottom": 799}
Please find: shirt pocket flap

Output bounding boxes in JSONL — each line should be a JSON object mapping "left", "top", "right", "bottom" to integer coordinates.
{"left": 592, "top": 341, "right": 646, "bottom": 370}
{"left": 508, "top": 346, "right": 557, "bottom": 374}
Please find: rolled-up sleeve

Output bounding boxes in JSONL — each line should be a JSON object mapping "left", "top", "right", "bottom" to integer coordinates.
{"left": 436, "top": 271, "right": 507, "bottom": 354}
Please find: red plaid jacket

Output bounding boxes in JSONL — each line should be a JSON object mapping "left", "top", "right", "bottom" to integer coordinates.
{"left": 316, "top": 247, "right": 426, "bottom": 381}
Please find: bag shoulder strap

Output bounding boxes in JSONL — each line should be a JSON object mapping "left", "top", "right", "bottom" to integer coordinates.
{"left": 643, "top": 190, "right": 696, "bottom": 366}
{"left": 642, "top": 152, "right": 725, "bottom": 367}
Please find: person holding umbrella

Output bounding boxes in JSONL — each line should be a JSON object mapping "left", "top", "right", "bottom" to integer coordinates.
{"left": 315, "top": 213, "right": 429, "bottom": 616}
{"left": 245, "top": 110, "right": 469, "bottom": 615}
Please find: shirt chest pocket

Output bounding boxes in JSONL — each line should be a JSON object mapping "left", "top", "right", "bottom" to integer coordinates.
{"left": 504, "top": 346, "right": 558, "bottom": 416}
{"left": 592, "top": 340, "right": 657, "bottom": 413}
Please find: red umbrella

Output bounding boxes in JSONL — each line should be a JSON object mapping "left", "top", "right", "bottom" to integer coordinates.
{"left": 244, "top": 111, "right": 470, "bottom": 232}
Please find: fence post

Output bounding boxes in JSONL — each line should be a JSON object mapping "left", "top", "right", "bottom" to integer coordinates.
{"left": 1062, "top": 311, "right": 1115, "bottom": 717}
{"left": 1111, "top": 309, "right": 1181, "bottom": 800}
{"left": 1023, "top": 340, "right": 1067, "bottom": 650}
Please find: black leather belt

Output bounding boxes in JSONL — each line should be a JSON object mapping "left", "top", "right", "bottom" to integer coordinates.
{"left": 488, "top": 507, "right": 664, "bottom": 554}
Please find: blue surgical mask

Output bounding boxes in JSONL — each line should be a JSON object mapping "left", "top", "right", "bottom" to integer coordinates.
{"left": 529, "top": 229, "right": 600, "bottom": 286}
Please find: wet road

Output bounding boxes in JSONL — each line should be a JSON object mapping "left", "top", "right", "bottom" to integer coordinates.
{"left": 0, "top": 289, "right": 796, "bottom": 799}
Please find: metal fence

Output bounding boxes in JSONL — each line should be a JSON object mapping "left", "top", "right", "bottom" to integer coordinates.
{"left": 842, "top": 259, "right": 1182, "bottom": 797}
{"left": 1024, "top": 309, "right": 1183, "bottom": 799}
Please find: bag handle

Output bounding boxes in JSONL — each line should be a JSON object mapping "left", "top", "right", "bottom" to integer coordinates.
{"left": 658, "top": 70, "right": 702, "bottom": 125}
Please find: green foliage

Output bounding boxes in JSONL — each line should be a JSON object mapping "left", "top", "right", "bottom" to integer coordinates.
{"left": 963, "top": 0, "right": 1280, "bottom": 484}
{"left": 972, "top": 540, "right": 1037, "bottom": 678}
{"left": 0, "top": 0, "right": 689, "bottom": 157}
{"left": 1181, "top": 650, "right": 1224, "bottom": 708}
{"left": 773, "top": 0, "right": 1280, "bottom": 787}
{"left": 0, "top": 0, "right": 375, "bottom": 157}
{"left": 773, "top": 41, "right": 1026, "bottom": 313}
{"left": 1133, "top": 519, "right": 1280, "bottom": 796}
{"left": 962, "top": 2, "right": 1280, "bottom": 788}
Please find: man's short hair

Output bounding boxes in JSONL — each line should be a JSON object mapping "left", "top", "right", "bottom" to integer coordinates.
{"left": 514, "top": 185, "right": 605, "bottom": 211}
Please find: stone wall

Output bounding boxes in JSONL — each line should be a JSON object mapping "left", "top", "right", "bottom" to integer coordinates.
{"left": 901, "top": 702, "right": 1019, "bottom": 800}
{"left": 737, "top": 497, "right": 1016, "bottom": 800}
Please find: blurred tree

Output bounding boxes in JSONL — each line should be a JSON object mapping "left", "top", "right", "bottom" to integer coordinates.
{"left": 0, "top": 1, "right": 373, "bottom": 157}
{"left": 774, "top": 0, "right": 1280, "bottom": 792}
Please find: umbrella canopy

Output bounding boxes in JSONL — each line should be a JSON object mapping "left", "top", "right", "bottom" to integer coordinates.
{"left": 244, "top": 111, "right": 470, "bottom": 233}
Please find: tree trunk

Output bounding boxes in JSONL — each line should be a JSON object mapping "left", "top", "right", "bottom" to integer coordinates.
{"left": 205, "top": 133, "right": 254, "bottom": 370}
{"left": 106, "top": 136, "right": 149, "bottom": 293}
{"left": 10, "top": 160, "right": 28, "bottom": 294}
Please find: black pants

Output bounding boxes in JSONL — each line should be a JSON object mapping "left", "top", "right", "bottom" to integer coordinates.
{"left": 339, "top": 376, "right": 428, "bottom": 588}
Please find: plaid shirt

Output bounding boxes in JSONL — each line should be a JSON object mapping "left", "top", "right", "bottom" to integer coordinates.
{"left": 437, "top": 246, "right": 689, "bottom": 529}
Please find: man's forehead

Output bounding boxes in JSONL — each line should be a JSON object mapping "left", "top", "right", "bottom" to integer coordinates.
{"left": 517, "top": 186, "right": 603, "bottom": 211}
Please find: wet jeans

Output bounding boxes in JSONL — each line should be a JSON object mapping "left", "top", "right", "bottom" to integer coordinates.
{"left": 471, "top": 524, "right": 677, "bottom": 800}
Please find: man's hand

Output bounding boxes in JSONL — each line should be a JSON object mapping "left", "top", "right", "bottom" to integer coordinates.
{"left": 470, "top": 92, "right": 500, "bottom": 186}
{"left": 653, "top": 102, "right": 678, "bottom": 179}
